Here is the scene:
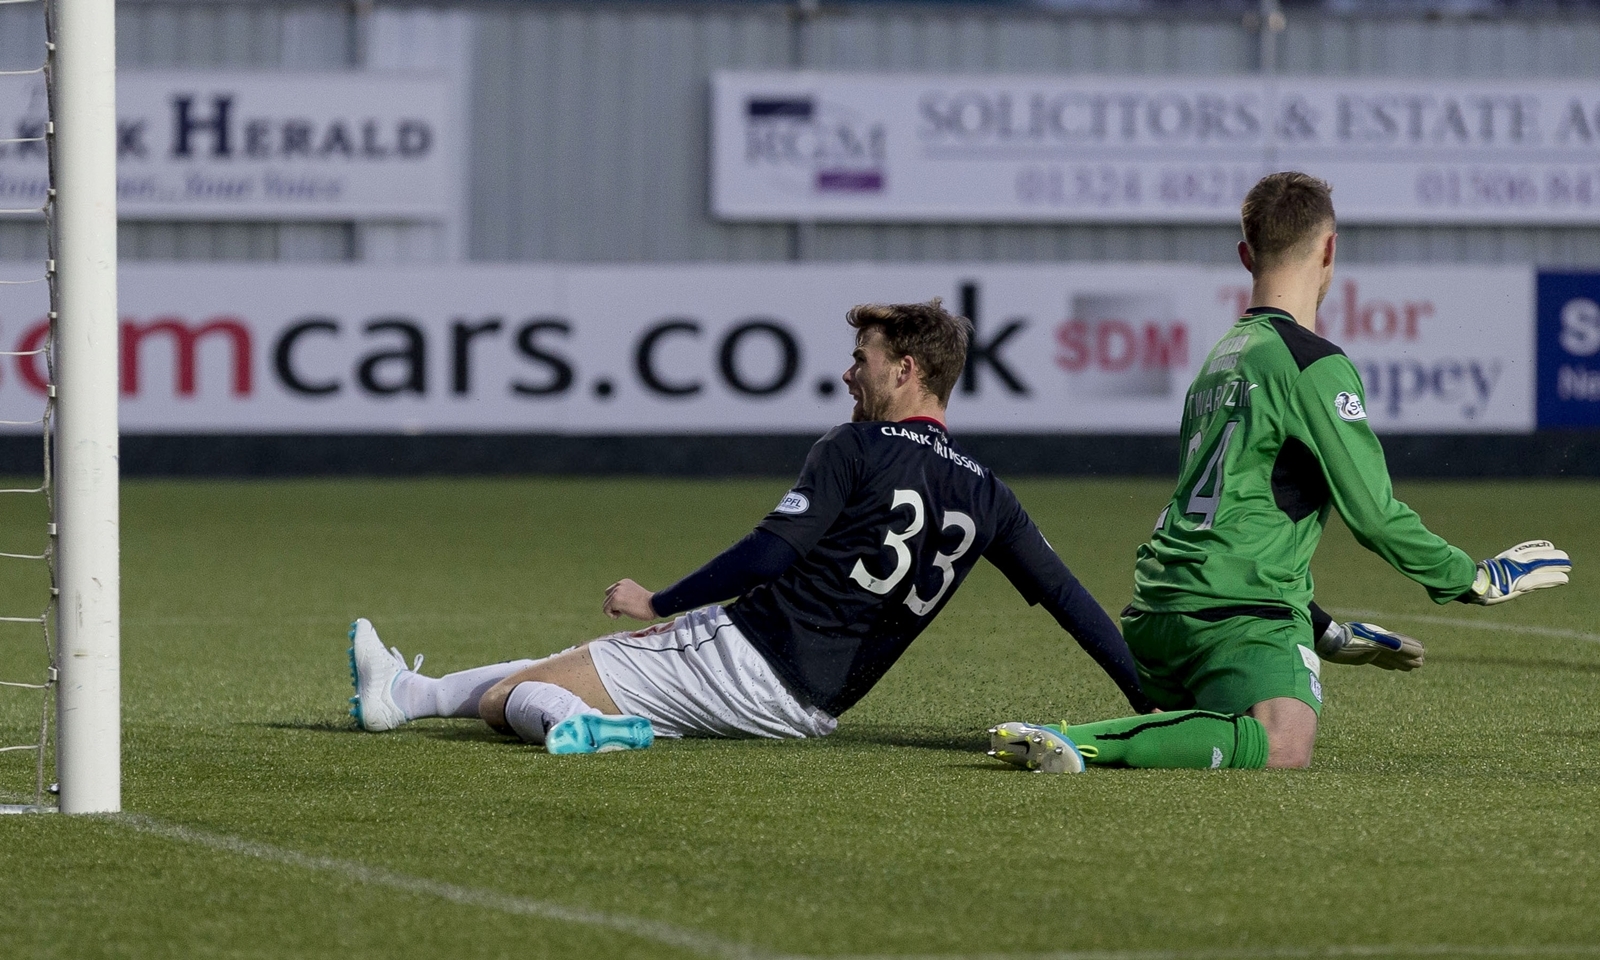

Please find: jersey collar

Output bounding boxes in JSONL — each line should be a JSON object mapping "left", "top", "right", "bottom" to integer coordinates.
{"left": 899, "top": 415, "right": 947, "bottom": 430}
{"left": 1243, "top": 305, "right": 1299, "bottom": 324}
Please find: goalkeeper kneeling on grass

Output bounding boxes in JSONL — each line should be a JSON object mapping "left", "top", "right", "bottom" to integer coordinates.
{"left": 988, "top": 171, "right": 1572, "bottom": 774}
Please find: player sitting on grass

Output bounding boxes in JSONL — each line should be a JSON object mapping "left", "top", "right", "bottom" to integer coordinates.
{"left": 988, "top": 171, "right": 1571, "bottom": 774}
{"left": 348, "top": 299, "right": 1154, "bottom": 755}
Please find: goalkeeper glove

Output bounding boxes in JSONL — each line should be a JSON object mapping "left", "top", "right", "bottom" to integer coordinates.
{"left": 1316, "top": 619, "right": 1424, "bottom": 671}
{"left": 1468, "top": 540, "right": 1571, "bottom": 605}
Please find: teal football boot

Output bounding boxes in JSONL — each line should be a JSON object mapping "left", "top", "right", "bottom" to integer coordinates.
{"left": 545, "top": 714, "right": 655, "bottom": 755}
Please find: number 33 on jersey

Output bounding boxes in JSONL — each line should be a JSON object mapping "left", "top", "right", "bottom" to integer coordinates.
{"left": 726, "top": 418, "right": 1086, "bottom": 716}
{"left": 847, "top": 489, "right": 976, "bottom": 616}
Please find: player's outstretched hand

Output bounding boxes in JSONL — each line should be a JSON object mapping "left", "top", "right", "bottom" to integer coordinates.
{"left": 1469, "top": 540, "right": 1571, "bottom": 605}
{"left": 1316, "top": 621, "right": 1425, "bottom": 671}
{"left": 603, "top": 578, "right": 660, "bottom": 621}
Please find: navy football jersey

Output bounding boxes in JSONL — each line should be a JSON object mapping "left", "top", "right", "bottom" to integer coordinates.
{"left": 728, "top": 418, "right": 1074, "bottom": 716}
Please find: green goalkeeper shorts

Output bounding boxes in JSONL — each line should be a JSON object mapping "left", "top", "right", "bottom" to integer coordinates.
{"left": 1120, "top": 607, "right": 1324, "bottom": 716}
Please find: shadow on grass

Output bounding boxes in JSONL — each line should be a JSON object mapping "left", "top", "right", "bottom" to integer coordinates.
{"left": 256, "top": 719, "right": 1007, "bottom": 758}
{"left": 256, "top": 720, "right": 364, "bottom": 735}
{"left": 254, "top": 719, "right": 513, "bottom": 745}
{"left": 253, "top": 719, "right": 1047, "bottom": 776}
{"left": 406, "top": 724, "right": 520, "bottom": 745}
{"left": 827, "top": 724, "right": 988, "bottom": 753}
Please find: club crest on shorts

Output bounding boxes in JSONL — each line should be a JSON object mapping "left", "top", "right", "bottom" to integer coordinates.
{"left": 776, "top": 490, "right": 810, "bottom": 515}
{"left": 1334, "top": 391, "right": 1367, "bottom": 422}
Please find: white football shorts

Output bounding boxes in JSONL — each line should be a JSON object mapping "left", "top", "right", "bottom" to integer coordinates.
{"left": 587, "top": 605, "right": 837, "bottom": 740}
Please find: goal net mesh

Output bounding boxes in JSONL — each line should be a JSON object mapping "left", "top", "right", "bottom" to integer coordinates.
{"left": 0, "top": 0, "right": 58, "bottom": 815}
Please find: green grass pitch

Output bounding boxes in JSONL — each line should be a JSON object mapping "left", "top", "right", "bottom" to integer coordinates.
{"left": 0, "top": 476, "right": 1597, "bottom": 959}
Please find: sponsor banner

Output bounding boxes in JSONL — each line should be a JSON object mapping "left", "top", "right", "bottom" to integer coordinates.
{"left": 0, "top": 72, "right": 452, "bottom": 220}
{"left": 713, "top": 71, "right": 1600, "bottom": 225}
{"left": 0, "top": 262, "right": 1533, "bottom": 435}
{"left": 1536, "top": 272, "right": 1600, "bottom": 427}
{"left": 1315, "top": 267, "right": 1533, "bottom": 433}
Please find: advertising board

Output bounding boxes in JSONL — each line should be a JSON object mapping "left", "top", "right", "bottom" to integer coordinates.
{"left": 714, "top": 72, "right": 1600, "bottom": 225}
{"left": 0, "top": 262, "right": 1535, "bottom": 435}
{"left": 1537, "top": 272, "right": 1600, "bottom": 428}
{"left": 0, "top": 72, "right": 453, "bottom": 220}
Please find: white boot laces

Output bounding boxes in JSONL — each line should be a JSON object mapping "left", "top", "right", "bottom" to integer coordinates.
{"left": 387, "top": 646, "right": 424, "bottom": 675}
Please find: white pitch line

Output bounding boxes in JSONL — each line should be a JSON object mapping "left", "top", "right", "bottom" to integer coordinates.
{"left": 112, "top": 813, "right": 771, "bottom": 960}
{"left": 830, "top": 946, "right": 1600, "bottom": 960}
{"left": 108, "top": 814, "right": 1600, "bottom": 960}
{"left": 1326, "top": 609, "right": 1600, "bottom": 645}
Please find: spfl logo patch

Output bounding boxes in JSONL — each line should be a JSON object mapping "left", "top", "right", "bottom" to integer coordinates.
{"left": 1334, "top": 391, "right": 1367, "bottom": 422}
{"left": 776, "top": 491, "right": 810, "bottom": 515}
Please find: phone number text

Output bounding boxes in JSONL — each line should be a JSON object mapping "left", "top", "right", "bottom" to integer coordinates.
{"left": 1014, "top": 164, "right": 1256, "bottom": 209}
{"left": 1416, "top": 168, "right": 1600, "bottom": 209}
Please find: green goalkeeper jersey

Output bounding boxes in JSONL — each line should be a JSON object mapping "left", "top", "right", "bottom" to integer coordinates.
{"left": 1131, "top": 307, "right": 1476, "bottom": 615}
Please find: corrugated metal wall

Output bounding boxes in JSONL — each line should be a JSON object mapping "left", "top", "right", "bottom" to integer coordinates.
{"left": 5, "top": 2, "right": 1600, "bottom": 266}
{"left": 470, "top": 3, "right": 1600, "bottom": 266}
{"left": 117, "top": 2, "right": 359, "bottom": 261}
{"left": 0, "top": 1, "right": 356, "bottom": 262}
{"left": 467, "top": 6, "right": 1260, "bottom": 264}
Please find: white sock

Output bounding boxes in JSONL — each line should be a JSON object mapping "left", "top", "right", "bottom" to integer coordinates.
{"left": 391, "top": 659, "right": 539, "bottom": 720}
{"left": 503, "top": 681, "right": 599, "bottom": 745}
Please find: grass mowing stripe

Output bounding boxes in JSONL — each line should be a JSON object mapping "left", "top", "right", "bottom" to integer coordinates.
{"left": 110, "top": 813, "right": 772, "bottom": 960}
{"left": 106, "top": 815, "right": 1600, "bottom": 960}
{"left": 1326, "top": 609, "right": 1600, "bottom": 644}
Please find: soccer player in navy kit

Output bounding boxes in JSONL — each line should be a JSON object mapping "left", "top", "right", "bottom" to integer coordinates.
{"left": 347, "top": 299, "right": 1153, "bottom": 754}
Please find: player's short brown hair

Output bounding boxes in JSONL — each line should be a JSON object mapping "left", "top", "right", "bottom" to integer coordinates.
{"left": 1240, "top": 171, "right": 1336, "bottom": 272}
{"left": 846, "top": 298, "right": 973, "bottom": 405}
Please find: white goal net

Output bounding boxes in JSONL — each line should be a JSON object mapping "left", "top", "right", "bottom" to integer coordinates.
{"left": 0, "top": 0, "right": 120, "bottom": 816}
{"left": 0, "top": 0, "right": 58, "bottom": 815}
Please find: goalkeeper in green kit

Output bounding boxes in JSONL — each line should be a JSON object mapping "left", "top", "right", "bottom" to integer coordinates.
{"left": 988, "top": 171, "right": 1572, "bottom": 773}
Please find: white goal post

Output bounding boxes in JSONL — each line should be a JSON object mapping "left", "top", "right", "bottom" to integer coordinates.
{"left": 50, "top": 0, "right": 120, "bottom": 815}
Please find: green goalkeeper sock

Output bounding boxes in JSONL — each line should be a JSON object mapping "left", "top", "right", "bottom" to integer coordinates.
{"left": 1050, "top": 711, "right": 1268, "bottom": 770}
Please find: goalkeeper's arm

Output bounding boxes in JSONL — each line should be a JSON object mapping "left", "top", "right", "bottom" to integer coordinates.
{"left": 1290, "top": 360, "right": 1477, "bottom": 602}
